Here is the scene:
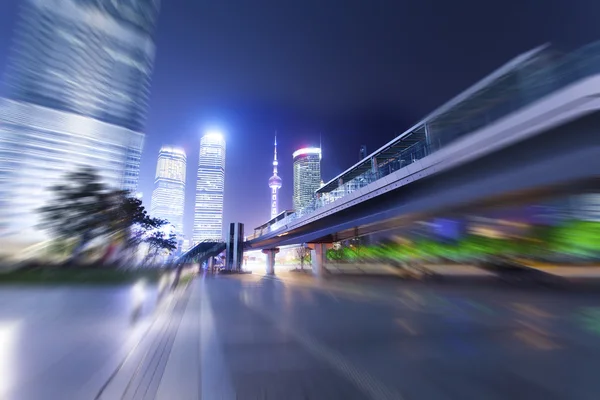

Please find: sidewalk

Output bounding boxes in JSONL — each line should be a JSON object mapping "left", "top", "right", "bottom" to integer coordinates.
{"left": 94, "top": 279, "right": 235, "bottom": 400}
{"left": 156, "top": 278, "right": 235, "bottom": 400}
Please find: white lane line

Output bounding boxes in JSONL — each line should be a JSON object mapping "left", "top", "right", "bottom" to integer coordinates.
{"left": 328, "top": 291, "right": 340, "bottom": 303}
{"left": 242, "top": 297, "right": 403, "bottom": 400}
{"left": 200, "top": 281, "right": 236, "bottom": 400}
{"left": 395, "top": 319, "right": 418, "bottom": 336}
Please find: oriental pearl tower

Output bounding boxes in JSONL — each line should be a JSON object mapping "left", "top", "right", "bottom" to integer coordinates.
{"left": 268, "top": 134, "right": 283, "bottom": 219}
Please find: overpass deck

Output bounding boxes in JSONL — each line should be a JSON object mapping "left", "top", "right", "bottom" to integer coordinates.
{"left": 247, "top": 40, "right": 600, "bottom": 248}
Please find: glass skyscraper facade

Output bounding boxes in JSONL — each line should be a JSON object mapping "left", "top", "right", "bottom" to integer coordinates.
{"left": 0, "top": 0, "right": 160, "bottom": 254}
{"left": 193, "top": 133, "right": 226, "bottom": 243}
{"left": 292, "top": 147, "right": 321, "bottom": 212}
{"left": 150, "top": 147, "right": 186, "bottom": 238}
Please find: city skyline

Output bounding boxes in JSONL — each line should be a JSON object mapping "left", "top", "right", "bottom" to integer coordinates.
{"left": 0, "top": 0, "right": 159, "bottom": 254}
{"left": 1, "top": 0, "right": 597, "bottom": 234}
{"left": 150, "top": 146, "right": 186, "bottom": 238}
{"left": 193, "top": 132, "right": 226, "bottom": 243}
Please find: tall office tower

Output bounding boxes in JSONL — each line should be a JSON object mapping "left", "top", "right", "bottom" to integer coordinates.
{"left": 193, "top": 132, "right": 226, "bottom": 243}
{"left": 150, "top": 146, "right": 186, "bottom": 238}
{"left": 292, "top": 147, "right": 322, "bottom": 212}
{"left": 268, "top": 135, "right": 282, "bottom": 219}
{"left": 0, "top": 0, "right": 160, "bottom": 254}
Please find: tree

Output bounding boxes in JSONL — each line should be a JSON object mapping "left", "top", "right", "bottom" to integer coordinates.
{"left": 296, "top": 245, "right": 311, "bottom": 270}
{"left": 38, "top": 168, "right": 119, "bottom": 260}
{"left": 116, "top": 197, "right": 153, "bottom": 249}
{"left": 143, "top": 226, "right": 177, "bottom": 266}
{"left": 39, "top": 167, "right": 182, "bottom": 267}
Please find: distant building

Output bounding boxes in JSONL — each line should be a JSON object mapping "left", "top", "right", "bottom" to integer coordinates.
{"left": 150, "top": 146, "right": 186, "bottom": 238}
{"left": 293, "top": 147, "right": 321, "bottom": 212}
{"left": 0, "top": 0, "right": 160, "bottom": 254}
{"left": 193, "top": 133, "right": 226, "bottom": 242}
{"left": 359, "top": 145, "right": 367, "bottom": 161}
{"left": 268, "top": 135, "right": 282, "bottom": 219}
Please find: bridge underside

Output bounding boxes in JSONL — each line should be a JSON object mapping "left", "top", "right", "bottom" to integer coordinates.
{"left": 247, "top": 112, "right": 600, "bottom": 249}
{"left": 177, "top": 241, "right": 225, "bottom": 265}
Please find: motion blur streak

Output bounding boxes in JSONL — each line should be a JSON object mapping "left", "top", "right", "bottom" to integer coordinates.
{"left": 0, "top": 321, "right": 20, "bottom": 398}
{"left": 0, "top": 0, "right": 160, "bottom": 257}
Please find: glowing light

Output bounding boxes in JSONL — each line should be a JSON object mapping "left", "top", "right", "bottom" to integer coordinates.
{"left": 293, "top": 147, "right": 321, "bottom": 159}
{"left": 204, "top": 129, "right": 224, "bottom": 140}
{"left": 159, "top": 146, "right": 186, "bottom": 156}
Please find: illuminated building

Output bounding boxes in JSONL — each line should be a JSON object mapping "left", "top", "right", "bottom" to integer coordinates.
{"left": 0, "top": 0, "right": 160, "bottom": 254}
{"left": 150, "top": 146, "right": 186, "bottom": 238}
{"left": 268, "top": 135, "right": 282, "bottom": 219}
{"left": 193, "top": 132, "right": 226, "bottom": 242}
{"left": 292, "top": 147, "right": 321, "bottom": 212}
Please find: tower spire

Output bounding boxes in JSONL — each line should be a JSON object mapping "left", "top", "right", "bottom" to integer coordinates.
{"left": 274, "top": 132, "right": 278, "bottom": 164}
{"left": 268, "top": 131, "right": 282, "bottom": 219}
{"left": 272, "top": 131, "right": 278, "bottom": 175}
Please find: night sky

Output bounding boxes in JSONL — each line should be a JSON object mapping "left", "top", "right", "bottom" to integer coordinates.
{"left": 1, "top": 0, "right": 599, "bottom": 238}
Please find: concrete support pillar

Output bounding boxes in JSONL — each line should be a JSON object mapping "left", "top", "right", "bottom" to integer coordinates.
{"left": 226, "top": 222, "right": 245, "bottom": 271}
{"left": 208, "top": 257, "right": 214, "bottom": 272}
{"left": 310, "top": 243, "right": 327, "bottom": 277}
{"left": 262, "top": 248, "right": 279, "bottom": 275}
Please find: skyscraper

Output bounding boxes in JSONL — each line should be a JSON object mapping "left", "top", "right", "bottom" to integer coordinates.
{"left": 268, "top": 135, "right": 282, "bottom": 219}
{"left": 293, "top": 147, "right": 322, "bottom": 212}
{"left": 193, "top": 132, "right": 226, "bottom": 243}
{"left": 0, "top": 0, "right": 160, "bottom": 254}
{"left": 150, "top": 146, "right": 186, "bottom": 238}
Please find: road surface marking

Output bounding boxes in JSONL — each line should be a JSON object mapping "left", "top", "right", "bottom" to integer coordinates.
{"left": 395, "top": 319, "right": 418, "bottom": 335}
{"left": 401, "top": 290, "right": 425, "bottom": 306}
{"left": 513, "top": 303, "right": 553, "bottom": 319}
{"left": 327, "top": 290, "right": 340, "bottom": 303}
{"left": 464, "top": 300, "right": 495, "bottom": 315}
{"left": 397, "top": 298, "right": 420, "bottom": 311}
{"left": 516, "top": 319, "right": 551, "bottom": 337}
{"left": 514, "top": 330, "right": 560, "bottom": 351}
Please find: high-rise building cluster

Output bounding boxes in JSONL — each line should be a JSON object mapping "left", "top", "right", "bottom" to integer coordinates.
{"left": 0, "top": 0, "right": 160, "bottom": 254}
{"left": 150, "top": 131, "right": 227, "bottom": 248}
{"left": 0, "top": 0, "right": 326, "bottom": 254}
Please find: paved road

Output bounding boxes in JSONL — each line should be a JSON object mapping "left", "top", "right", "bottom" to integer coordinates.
{"left": 5, "top": 274, "right": 600, "bottom": 399}
{"left": 183, "top": 274, "right": 600, "bottom": 400}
